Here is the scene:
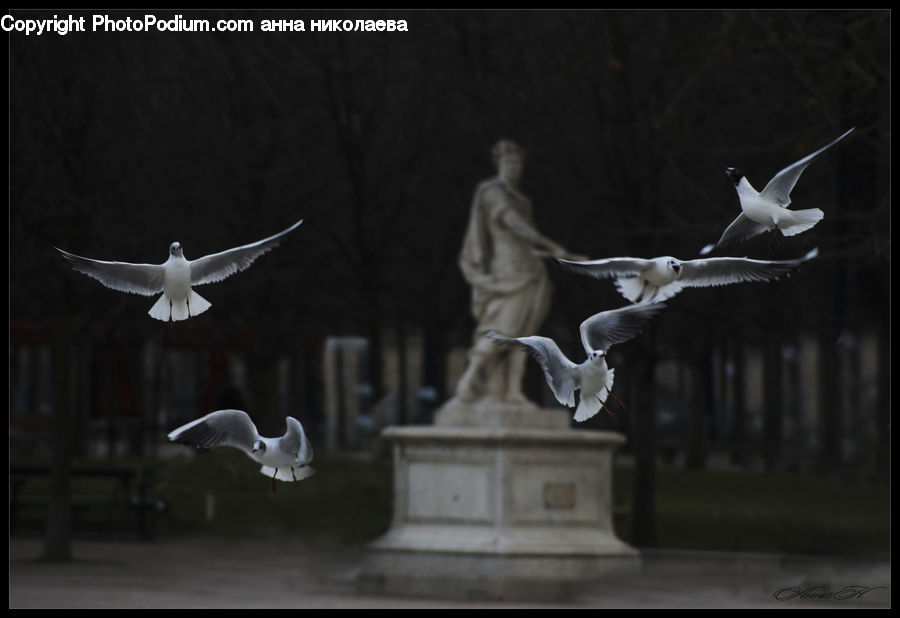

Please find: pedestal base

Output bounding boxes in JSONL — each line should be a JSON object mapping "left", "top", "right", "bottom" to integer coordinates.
{"left": 360, "top": 550, "right": 640, "bottom": 601}
{"left": 359, "top": 405, "right": 639, "bottom": 601}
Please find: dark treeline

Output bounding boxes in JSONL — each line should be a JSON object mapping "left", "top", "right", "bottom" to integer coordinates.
{"left": 9, "top": 10, "right": 890, "bottom": 553}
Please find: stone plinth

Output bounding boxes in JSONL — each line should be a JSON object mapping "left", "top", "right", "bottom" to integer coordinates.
{"left": 359, "top": 402, "right": 639, "bottom": 601}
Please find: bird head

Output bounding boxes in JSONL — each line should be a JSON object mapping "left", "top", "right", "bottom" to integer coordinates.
{"left": 589, "top": 350, "right": 606, "bottom": 361}
{"left": 723, "top": 166, "right": 744, "bottom": 186}
{"left": 668, "top": 258, "right": 682, "bottom": 276}
{"left": 169, "top": 242, "right": 183, "bottom": 256}
{"left": 251, "top": 440, "right": 266, "bottom": 455}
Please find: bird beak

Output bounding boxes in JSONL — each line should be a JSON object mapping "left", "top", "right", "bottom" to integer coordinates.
{"left": 673, "top": 264, "right": 681, "bottom": 274}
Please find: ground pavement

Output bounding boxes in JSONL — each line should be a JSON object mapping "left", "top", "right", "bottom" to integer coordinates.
{"left": 9, "top": 535, "right": 891, "bottom": 609}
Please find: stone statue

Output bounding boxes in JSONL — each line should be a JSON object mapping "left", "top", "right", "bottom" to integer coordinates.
{"left": 452, "top": 139, "right": 585, "bottom": 407}
{"left": 367, "top": 141, "right": 633, "bottom": 591}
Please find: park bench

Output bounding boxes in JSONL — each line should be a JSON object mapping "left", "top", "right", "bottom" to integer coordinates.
{"left": 9, "top": 464, "right": 166, "bottom": 540}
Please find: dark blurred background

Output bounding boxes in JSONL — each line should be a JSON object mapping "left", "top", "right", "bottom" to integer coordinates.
{"left": 9, "top": 10, "right": 890, "bottom": 558}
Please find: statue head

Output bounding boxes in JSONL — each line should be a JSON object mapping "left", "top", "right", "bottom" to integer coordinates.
{"left": 492, "top": 139, "right": 525, "bottom": 186}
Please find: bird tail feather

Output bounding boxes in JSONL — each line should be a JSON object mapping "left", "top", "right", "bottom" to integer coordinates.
{"left": 187, "top": 290, "right": 212, "bottom": 317}
{"left": 260, "top": 464, "right": 316, "bottom": 482}
{"left": 573, "top": 369, "right": 616, "bottom": 423}
{"left": 779, "top": 208, "right": 824, "bottom": 237}
{"left": 574, "top": 396, "right": 602, "bottom": 422}
{"left": 170, "top": 299, "right": 190, "bottom": 322}
{"left": 148, "top": 294, "right": 171, "bottom": 321}
{"left": 147, "top": 291, "right": 211, "bottom": 322}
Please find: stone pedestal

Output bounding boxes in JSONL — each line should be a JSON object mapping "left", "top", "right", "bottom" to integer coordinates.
{"left": 359, "top": 399, "right": 639, "bottom": 601}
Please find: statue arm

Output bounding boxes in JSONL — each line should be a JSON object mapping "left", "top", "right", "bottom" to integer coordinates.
{"left": 496, "top": 205, "right": 573, "bottom": 259}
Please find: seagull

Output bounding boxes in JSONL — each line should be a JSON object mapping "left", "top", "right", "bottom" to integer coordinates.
{"left": 167, "top": 409, "right": 315, "bottom": 490}
{"left": 553, "top": 248, "right": 819, "bottom": 304}
{"left": 700, "top": 128, "right": 854, "bottom": 255}
{"left": 55, "top": 218, "right": 304, "bottom": 321}
{"left": 487, "top": 302, "right": 665, "bottom": 422}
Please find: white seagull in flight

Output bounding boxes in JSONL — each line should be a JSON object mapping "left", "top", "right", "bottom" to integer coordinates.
{"left": 55, "top": 218, "right": 303, "bottom": 321}
{"left": 553, "top": 248, "right": 818, "bottom": 304}
{"left": 701, "top": 128, "right": 854, "bottom": 254}
{"left": 488, "top": 302, "right": 665, "bottom": 422}
{"left": 167, "top": 409, "right": 315, "bottom": 490}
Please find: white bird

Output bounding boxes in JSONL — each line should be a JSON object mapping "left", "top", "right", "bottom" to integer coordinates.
{"left": 487, "top": 302, "right": 665, "bottom": 422}
{"left": 553, "top": 248, "right": 819, "bottom": 304}
{"left": 55, "top": 218, "right": 304, "bottom": 322}
{"left": 700, "top": 128, "right": 854, "bottom": 255}
{"left": 167, "top": 409, "right": 315, "bottom": 488}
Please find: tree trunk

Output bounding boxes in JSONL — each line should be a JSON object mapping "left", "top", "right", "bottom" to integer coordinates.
{"left": 363, "top": 264, "right": 386, "bottom": 407}
{"left": 43, "top": 317, "right": 75, "bottom": 562}
{"left": 246, "top": 347, "right": 282, "bottom": 438}
{"left": 874, "top": 306, "right": 889, "bottom": 480}
{"left": 817, "top": 250, "right": 849, "bottom": 475}
{"left": 422, "top": 322, "right": 446, "bottom": 402}
{"left": 817, "top": 320, "right": 842, "bottom": 474}
{"left": 763, "top": 326, "right": 783, "bottom": 470}
{"left": 395, "top": 322, "right": 408, "bottom": 425}
{"left": 730, "top": 334, "right": 747, "bottom": 466}
{"left": 685, "top": 340, "right": 711, "bottom": 470}
{"left": 630, "top": 333, "right": 658, "bottom": 548}
{"left": 783, "top": 336, "right": 801, "bottom": 471}
{"left": 843, "top": 333, "right": 863, "bottom": 468}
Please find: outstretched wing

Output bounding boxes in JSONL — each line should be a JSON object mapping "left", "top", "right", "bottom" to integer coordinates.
{"left": 487, "top": 331, "right": 580, "bottom": 408}
{"left": 679, "top": 248, "right": 819, "bottom": 288}
{"left": 167, "top": 409, "right": 259, "bottom": 454}
{"left": 55, "top": 247, "right": 165, "bottom": 296}
{"left": 280, "top": 416, "right": 314, "bottom": 465}
{"left": 189, "top": 219, "right": 303, "bottom": 286}
{"left": 579, "top": 302, "right": 666, "bottom": 354}
{"left": 760, "top": 128, "right": 855, "bottom": 207}
{"left": 699, "top": 213, "right": 769, "bottom": 255}
{"left": 552, "top": 256, "right": 649, "bottom": 281}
